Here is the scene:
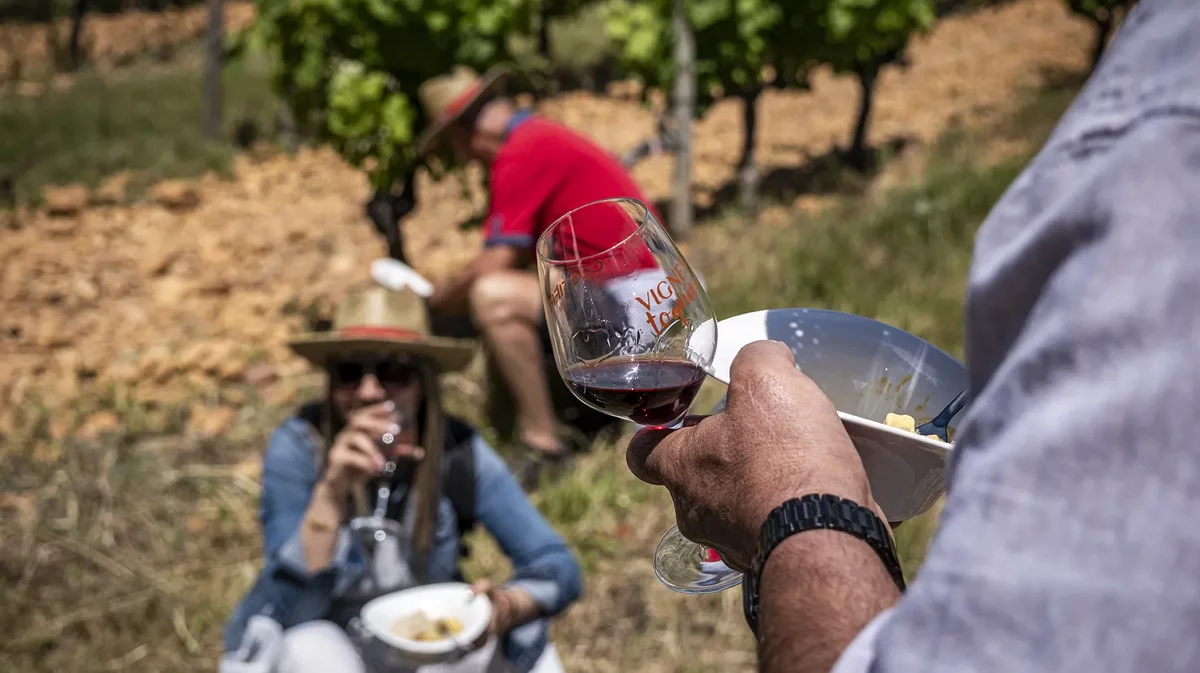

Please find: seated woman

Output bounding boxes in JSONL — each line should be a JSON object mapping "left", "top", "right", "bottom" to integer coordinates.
{"left": 223, "top": 288, "right": 582, "bottom": 673}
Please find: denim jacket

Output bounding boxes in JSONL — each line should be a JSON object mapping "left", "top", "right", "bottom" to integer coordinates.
{"left": 223, "top": 416, "right": 583, "bottom": 672}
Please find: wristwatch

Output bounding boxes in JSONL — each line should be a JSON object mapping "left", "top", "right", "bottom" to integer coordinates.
{"left": 742, "top": 494, "right": 906, "bottom": 635}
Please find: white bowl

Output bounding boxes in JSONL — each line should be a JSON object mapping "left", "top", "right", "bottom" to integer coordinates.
{"left": 710, "top": 308, "right": 968, "bottom": 522}
{"left": 359, "top": 583, "right": 492, "bottom": 665}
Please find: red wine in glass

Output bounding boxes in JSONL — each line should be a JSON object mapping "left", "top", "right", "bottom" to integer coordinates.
{"left": 566, "top": 358, "right": 706, "bottom": 428}
{"left": 539, "top": 197, "right": 740, "bottom": 595}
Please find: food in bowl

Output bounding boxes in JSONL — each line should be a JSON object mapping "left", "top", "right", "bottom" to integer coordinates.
{"left": 884, "top": 412, "right": 944, "bottom": 441}
{"left": 390, "top": 610, "right": 465, "bottom": 642}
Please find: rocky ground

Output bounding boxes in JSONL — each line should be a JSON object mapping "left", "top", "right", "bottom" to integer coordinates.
{"left": 1, "top": 0, "right": 1092, "bottom": 449}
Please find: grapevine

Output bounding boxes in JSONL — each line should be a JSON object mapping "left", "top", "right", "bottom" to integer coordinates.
{"left": 605, "top": 0, "right": 935, "bottom": 179}
{"left": 249, "top": 0, "right": 535, "bottom": 190}
{"left": 603, "top": 0, "right": 800, "bottom": 216}
{"left": 603, "top": 0, "right": 796, "bottom": 116}
{"left": 787, "top": 0, "right": 937, "bottom": 168}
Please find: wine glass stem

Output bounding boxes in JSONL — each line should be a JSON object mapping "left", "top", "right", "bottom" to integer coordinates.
{"left": 372, "top": 446, "right": 398, "bottom": 518}
{"left": 372, "top": 484, "right": 390, "bottom": 518}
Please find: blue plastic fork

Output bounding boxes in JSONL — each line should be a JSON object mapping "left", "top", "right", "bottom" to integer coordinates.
{"left": 915, "top": 390, "right": 967, "bottom": 442}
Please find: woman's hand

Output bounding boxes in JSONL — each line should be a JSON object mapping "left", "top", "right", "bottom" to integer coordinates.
{"left": 468, "top": 580, "right": 541, "bottom": 643}
{"left": 318, "top": 401, "right": 424, "bottom": 499}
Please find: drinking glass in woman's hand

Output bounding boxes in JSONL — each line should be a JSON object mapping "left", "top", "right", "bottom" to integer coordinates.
{"left": 373, "top": 403, "right": 423, "bottom": 466}
{"left": 322, "top": 402, "right": 419, "bottom": 496}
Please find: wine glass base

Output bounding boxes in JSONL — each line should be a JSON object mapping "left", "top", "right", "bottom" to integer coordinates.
{"left": 653, "top": 525, "right": 743, "bottom": 594}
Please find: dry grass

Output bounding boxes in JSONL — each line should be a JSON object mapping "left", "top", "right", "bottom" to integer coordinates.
{"left": 0, "top": 389, "right": 282, "bottom": 671}
{"left": 466, "top": 423, "right": 757, "bottom": 673}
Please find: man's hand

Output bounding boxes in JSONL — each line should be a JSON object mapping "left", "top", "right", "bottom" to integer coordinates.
{"left": 626, "top": 340, "right": 882, "bottom": 571}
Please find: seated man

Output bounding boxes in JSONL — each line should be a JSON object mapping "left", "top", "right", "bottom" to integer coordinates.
{"left": 415, "top": 65, "right": 662, "bottom": 485}
{"left": 222, "top": 288, "right": 582, "bottom": 673}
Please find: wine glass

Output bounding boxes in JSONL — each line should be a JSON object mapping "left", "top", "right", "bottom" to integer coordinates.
{"left": 535, "top": 197, "right": 741, "bottom": 594}
{"left": 350, "top": 406, "right": 410, "bottom": 551}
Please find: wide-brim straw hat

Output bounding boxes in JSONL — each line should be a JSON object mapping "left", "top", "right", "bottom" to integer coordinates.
{"left": 416, "top": 64, "right": 510, "bottom": 157}
{"left": 288, "top": 287, "right": 475, "bottom": 373}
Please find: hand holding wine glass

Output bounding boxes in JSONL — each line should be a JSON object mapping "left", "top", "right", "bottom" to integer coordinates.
{"left": 627, "top": 340, "right": 884, "bottom": 572}
{"left": 536, "top": 197, "right": 738, "bottom": 594}
{"left": 320, "top": 401, "right": 421, "bottom": 499}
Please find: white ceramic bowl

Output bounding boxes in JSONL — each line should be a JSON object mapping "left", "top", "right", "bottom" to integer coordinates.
{"left": 710, "top": 308, "right": 968, "bottom": 522}
{"left": 359, "top": 583, "right": 492, "bottom": 665}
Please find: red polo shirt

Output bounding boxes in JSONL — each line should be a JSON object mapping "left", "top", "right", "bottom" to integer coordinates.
{"left": 484, "top": 115, "right": 662, "bottom": 276}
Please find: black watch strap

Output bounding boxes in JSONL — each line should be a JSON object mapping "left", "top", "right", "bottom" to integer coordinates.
{"left": 742, "top": 494, "right": 906, "bottom": 635}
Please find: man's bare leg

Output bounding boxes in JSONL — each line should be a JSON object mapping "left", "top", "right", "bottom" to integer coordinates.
{"left": 469, "top": 270, "right": 563, "bottom": 455}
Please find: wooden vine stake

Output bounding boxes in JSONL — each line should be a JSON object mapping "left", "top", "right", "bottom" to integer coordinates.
{"left": 203, "top": 0, "right": 225, "bottom": 141}
{"left": 669, "top": 0, "right": 694, "bottom": 241}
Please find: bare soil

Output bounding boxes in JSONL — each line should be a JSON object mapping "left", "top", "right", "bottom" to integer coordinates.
{"left": 0, "top": 0, "right": 1092, "bottom": 435}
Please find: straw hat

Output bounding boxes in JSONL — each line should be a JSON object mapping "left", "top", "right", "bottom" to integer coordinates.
{"left": 288, "top": 288, "right": 475, "bottom": 372}
{"left": 416, "top": 64, "right": 509, "bottom": 157}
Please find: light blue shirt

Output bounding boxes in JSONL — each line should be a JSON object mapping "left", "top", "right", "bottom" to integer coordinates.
{"left": 833, "top": 1, "right": 1200, "bottom": 671}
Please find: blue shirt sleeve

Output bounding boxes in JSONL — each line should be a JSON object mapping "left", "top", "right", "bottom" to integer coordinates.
{"left": 470, "top": 435, "right": 583, "bottom": 616}
{"left": 260, "top": 421, "right": 357, "bottom": 585}
{"left": 259, "top": 422, "right": 317, "bottom": 556}
{"left": 833, "top": 2, "right": 1200, "bottom": 671}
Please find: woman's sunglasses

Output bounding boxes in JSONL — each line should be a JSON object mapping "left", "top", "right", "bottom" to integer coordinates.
{"left": 331, "top": 357, "right": 417, "bottom": 389}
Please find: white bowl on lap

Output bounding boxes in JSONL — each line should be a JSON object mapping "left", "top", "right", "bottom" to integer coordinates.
{"left": 359, "top": 582, "right": 492, "bottom": 665}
